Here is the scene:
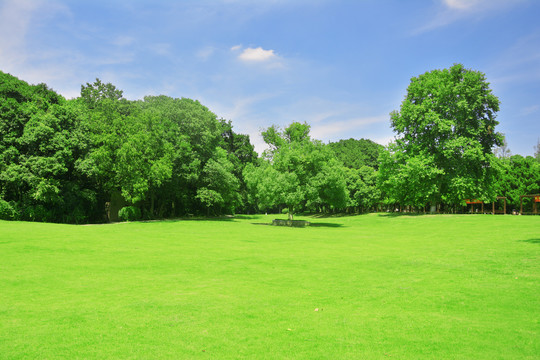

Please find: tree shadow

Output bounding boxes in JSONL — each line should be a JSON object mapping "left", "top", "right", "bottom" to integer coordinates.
{"left": 519, "top": 239, "right": 540, "bottom": 245}
{"left": 250, "top": 222, "right": 344, "bottom": 228}
{"left": 309, "top": 222, "right": 344, "bottom": 228}
{"left": 377, "top": 212, "right": 427, "bottom": 218}
{"left": 233, "top": 215, "right": 261, "bottom": 220}
{"left": 309, "top": 213, "right": 358, "bottom": 219}
{"left": 147, "top": 216, "right": 237, "bottom": 223}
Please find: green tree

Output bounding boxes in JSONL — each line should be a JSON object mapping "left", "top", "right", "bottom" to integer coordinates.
{"left": 80, "top": 78, "right": 123, "bottom": 108}
{"left": 137, "top": 96, "right": 237, "bottom": 216}
{"left": 197, "top": 148, "right": 241, "bottom": 215}
{"left": 383, "top": 64, "right": 503, "bottom": 209}
{"left": 220, "top": 119, "right": 258, "bottom": 212}
{"left": 244, "top": 122, "right": 348, "bottom": 219}
{"left": 328, "top": 138, "right": 384, "bottom": 169}
{"left": 378, "top": 145, "right": 443, "bottom": 211}
{"left": 493, "top": 155, "right": 540, "bottom": 212}
{"left": 0, "top": 71, "right": 98, "bottom": 222}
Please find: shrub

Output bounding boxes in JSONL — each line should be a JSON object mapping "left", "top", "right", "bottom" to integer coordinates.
{"left": 23, "top": 204, "right": 54, "bottom": 222}
{"left": 0, "top": 199, "right": 18, "bottom": 220}
{"left": 118, "top": 206, "right": 141, "bottom": 222}
{"left": 281, "top": 208, "right": 289, "bottom": 214}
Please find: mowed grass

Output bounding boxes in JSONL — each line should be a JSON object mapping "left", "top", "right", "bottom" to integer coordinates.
{"left": 0, "top": 214, "right": 539, "bottom": 359}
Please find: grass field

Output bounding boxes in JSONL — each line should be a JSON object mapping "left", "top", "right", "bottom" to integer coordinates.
{"left": 1, "top": 214, "right": 539, "bottom": 359}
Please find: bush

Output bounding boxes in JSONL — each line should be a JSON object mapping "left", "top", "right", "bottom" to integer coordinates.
{"left": 118, "top": 206, "right": 141, "bottom": 222}
{"left": 281, "top": 208, "right": 289, "bottom": 214}
{"left": 0, "top": 199, "right": 18, "bottom": 220}
{"left": 23, "top": 204, "right": 54, "bottom": 222}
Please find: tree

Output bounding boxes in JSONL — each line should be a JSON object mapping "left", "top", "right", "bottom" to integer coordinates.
{"left": 328, "top": 138, "right": 384, "bottom": 169}
{"left": 0, "top": 71, "right": 98, "bottom": 223}
{"left": 80, "top": 78, "right": 123, "bottom": 108}
{"left": 378, "top": 145, "right": 443, "bottom": 210}
{"left": 197, "top": 147, "right": 241, "bottom": 215}
{"left": 383, "top": 64, "right": 503, "bottom": 209}
{"left": 244, "top": 122, "right": 348, "bottom": 219}
{"left": 534, "top": 138, "right": 540, "bottom": 163}
{"left": 493, "top": 155, "right": 540, "bottom": 212}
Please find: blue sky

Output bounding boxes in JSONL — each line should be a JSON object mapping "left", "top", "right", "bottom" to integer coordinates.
{"left": 1, "top": 0, "right": 539, "bottom": 155}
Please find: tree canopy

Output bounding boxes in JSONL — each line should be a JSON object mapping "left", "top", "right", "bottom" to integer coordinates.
{"left": 379, "top": 64, "right": 504, "bottom": 210}
{"left": 1, "top": 68, "right": 537, "bottom": 222}
{"left": 0, "top": 72, "right": 256, "bottom": 222}
{"left": 244, "top": 122, "right": 348, "bottom": 219}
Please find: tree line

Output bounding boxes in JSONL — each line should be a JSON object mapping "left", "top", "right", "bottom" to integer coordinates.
{"left": 0, "top": 65, "right": 538, "bottom": 223}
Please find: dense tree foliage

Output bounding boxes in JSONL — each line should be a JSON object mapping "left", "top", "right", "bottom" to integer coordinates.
{"left": 0, "top": 72, "right": 100, "bottom": 222}
{"left": 380, "top": 64, "right": 504, "bottom": 211}
{"left": 244, "top": 122, "right": 348, "bottom": 219}
{"left": 1, "top": 69, "right": 537, "bottom": 222}
{"left": 327, "top": 138, "right": 383, "bottom": 212}
{"left": 327, "top": 138, "right": 383, "bottom": 169}
{"left": 493, "top": 155, "right": 540, "bottom": 212}
{"left": 0, "top": 72, "right": 256, "bottom": 222}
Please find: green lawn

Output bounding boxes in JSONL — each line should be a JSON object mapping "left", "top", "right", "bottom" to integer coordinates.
{"left": 1, "top": 214, "right": 538, "bottom": 359}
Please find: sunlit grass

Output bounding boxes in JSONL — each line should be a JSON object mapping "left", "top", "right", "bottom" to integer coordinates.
{"left": 1, "top": 214, "right": 538, "bottom": 359}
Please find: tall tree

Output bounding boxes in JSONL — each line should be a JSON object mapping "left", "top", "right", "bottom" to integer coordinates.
{"left": 244, "top": 122, "right": 348, "bottom": 219}
{"left": 0, "top": 71, "right": 98, "bottom": 222}
{"left": 382, "top": 64, "right": 503, "bottom": 209}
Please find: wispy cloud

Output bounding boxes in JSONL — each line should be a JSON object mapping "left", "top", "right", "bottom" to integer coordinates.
{"left": 149, "top": 43, "right": 172, "bottom": 57}
{"left": 310, "top": 115, "right": 388, "bottom": 141}
{"left": 196, "top": 46, "right": 215, "bottom": 61}
{"left": 489, "top": 31, "right": 540, "bottom": 86}
{"left": 520, "top": 105, "right": 540, "bottom": 116}
{"left": 0, "top": 0, "right": 43, "bottom": 70}
{"left": 111, "top": 35, "right": 136, "bottom": 47}
{"left": 413, "top": 0, "right": 525, "bottom": 35}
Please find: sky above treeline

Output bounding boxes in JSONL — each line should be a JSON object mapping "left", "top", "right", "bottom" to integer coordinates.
{"left": 1, "top": 0, "right": 539, "bottom": 155}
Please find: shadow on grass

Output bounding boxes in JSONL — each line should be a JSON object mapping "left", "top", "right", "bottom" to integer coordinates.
{"left": 233, "top": 215, "right": 261, "bottom": 220}
{"left": 145, "top": 216, "right": 237, "bottom": 223}
{"left": 309, "top": 222, "right": 344, "bottom": 228}
{"left": 519, "top": 238, "right": 540, "bottom": 245}
{"left": 249, "top": 222, "right": 344, "bottom": 228}
{"left": 377, "top": 212, "right": 429, "bottom": 218}
{"left": 308, "top": 213, "right": 360, "bottom": 218}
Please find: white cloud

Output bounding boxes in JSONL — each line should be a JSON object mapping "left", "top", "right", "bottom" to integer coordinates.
{"left": 230, "top": 44, "right": 242, "bottom": 51}
{"left": 238, "top": 47, "right": 277, "bottom": 62}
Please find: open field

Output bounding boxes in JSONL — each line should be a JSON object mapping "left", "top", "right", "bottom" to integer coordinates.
{"left": 0, "top": 214, "right": 539, "bottom": 359}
